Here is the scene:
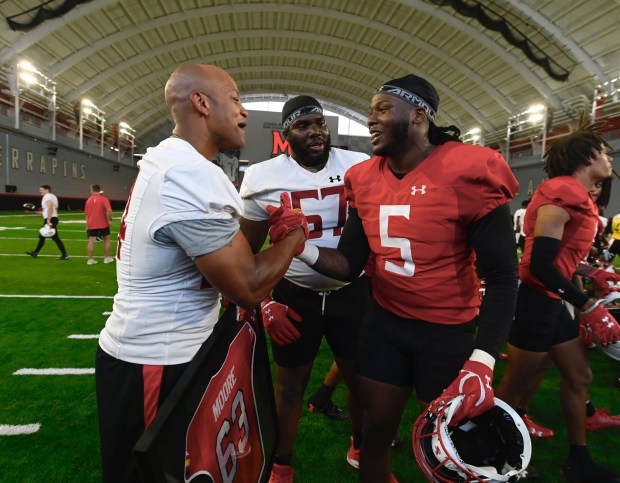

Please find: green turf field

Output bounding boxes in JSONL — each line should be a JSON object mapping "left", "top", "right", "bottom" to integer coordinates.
{"left": 0, "top": 210, "right": 619, "bottom": 482}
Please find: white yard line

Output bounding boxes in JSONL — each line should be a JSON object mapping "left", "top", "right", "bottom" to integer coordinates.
{"left": 0, "top": 424, "right": 41, "bottom": 436}
{"left": 67, "top": 334, "right": 100, "bottom": 339}
{"left": 14, "top": 368, "right": 95, "bottom": 375}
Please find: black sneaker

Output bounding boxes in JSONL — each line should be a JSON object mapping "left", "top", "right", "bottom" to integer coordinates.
{"left": 308, "top": 400, "right": 349, "bottom": 420}
{"left": 25, "top": 250, "right": 38, "bottom": 258}
{"left": 58, "top": 254, "right": 70, "bottom": 260}
{"left": 563, "top": 458, "right": 620, "bottom": 482}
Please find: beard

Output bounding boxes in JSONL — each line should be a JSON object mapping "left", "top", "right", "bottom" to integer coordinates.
{"left": 373, "top": 120, "right": 409, "bottom": 156}
{"left": 289, "top": 133, "right": 332, "bottom": 168}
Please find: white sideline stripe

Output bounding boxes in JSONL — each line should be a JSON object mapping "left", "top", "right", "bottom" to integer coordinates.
{"left": 68, "top": 334, "right": 99, "bottom": 339}
{"left": 102, "top": 311, "right": 112, "bottom": 315}
{"left": 14, "top": 368, "right": 95, "bottom": 375}
{"left": 0, "top": 295, "right": 113, "bottom": 299}
{"left": 0, "top": 424, "right": 41, "bottom": 435}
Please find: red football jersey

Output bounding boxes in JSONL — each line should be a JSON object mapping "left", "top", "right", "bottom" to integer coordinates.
{"left": 519, "top": 176, "right": 599, "bottom": 299}
{"left": 345, "top": 141, "right": 517, "bottom": 324}
{"left": 184, "top": 323, "right": 265, "bottom": 483}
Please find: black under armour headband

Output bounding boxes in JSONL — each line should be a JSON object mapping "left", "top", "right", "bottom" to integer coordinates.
{"left": 376, "top": 74, "right": 439, "bottom": 123}
{"left": 282, "top": 95, "right": 324, "bottom": 130}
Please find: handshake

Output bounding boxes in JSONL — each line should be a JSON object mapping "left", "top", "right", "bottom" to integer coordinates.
{"left": 266, "top": 192, "right": 309, "bottom": 253}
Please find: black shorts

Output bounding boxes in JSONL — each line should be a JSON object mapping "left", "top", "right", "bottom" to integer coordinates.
{"left": 88, "top": 227, "right": 111, "bottom": 237}
{"left": 95, "top": 347, "right": 189, "bottom": 483}
{"left": 356, "top": 301, "right": 475, "bottom": 403}
{"left": 270, "top": 275, "right": 370, "bottom": 368}
{"left": 609, "top": 239, "right": 620, "bottom": 256}
{"left": 508, "top": 283, "right": 578, "bottom": 352}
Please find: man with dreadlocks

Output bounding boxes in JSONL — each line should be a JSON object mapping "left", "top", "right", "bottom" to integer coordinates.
{"left": 497, "top": 115, "right": 620, "bottom": 482}
{"left": 272, "top": 74, "right": 520, "bottom": 481}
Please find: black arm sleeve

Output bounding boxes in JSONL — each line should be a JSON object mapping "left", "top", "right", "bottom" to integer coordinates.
{"left": 530, "top": 236, "right": 589, "bottom": 308}
{"left": 336, "top": 207, "right": 371, "bottom": 281}
{"left": 469, "top": 204, "right": 519, "bottom": 358}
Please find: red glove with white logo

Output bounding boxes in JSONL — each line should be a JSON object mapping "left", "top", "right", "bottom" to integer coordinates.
{"left": 261, "top": 297, "right": 302, "bottom": 345}
{"left": 578, "top": 317, "right": 595, "bottom": 347}
{"left": 429, "top": 358, "right": 495, "bottom": 426}
{"left": 580, "top": 303, "right": 620, "bottom": 347}
{"left": 588, "top": 268, "right": 620, "bottom": 296}
{"left": 266, "top": 192, "right": 309, "bottom": 250}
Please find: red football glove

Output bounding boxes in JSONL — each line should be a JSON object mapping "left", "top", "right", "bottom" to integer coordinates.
{"left": 579, "top": 304, "right": 620, "bottom": 347}
{"left": 429, "top": 360, "right": 494, "bottom": 426}
{"left": 588, "top": 268, "right": 620, "bottom": 296}
{"left": 578, "top": 318, "right": 595, "bottom": 347}
{"left": 261, "top": 297, "right": 302, "bottom": 345}
{"left": 266, "top": 192, "right": 309, "bottom": 248}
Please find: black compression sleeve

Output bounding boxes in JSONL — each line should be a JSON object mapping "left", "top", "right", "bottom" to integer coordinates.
{"left": 530, "top": 236, "right": 589, "bottom": 308}
{"left": 337, "top": 207, "right": 371, "bottom": 281}
{"left": 469, "top": 204, "right": 519, "bottom": 358}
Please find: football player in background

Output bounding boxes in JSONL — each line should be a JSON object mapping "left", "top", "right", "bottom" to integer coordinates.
{"left": 25, "top": 184, "right": 69, "bottom": 260}
{"left": 84, "top": 184, "right": 114, "bottom": 265}
{"left": 290, "top": 74, "right": 519, "bottom": 482}
{"left": 95, "top": 64, "right": 308, "bottom": 483}
{"left": 514, "top": 198, "right": 530, "bottom": 252}
{"left": 239, "top": 95, "right": 369, "bottom": 482}
{"left": 496, "top": 116, "right": 620, "bottom": 482}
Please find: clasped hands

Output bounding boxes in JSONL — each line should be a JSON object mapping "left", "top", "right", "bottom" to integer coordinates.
{"left": 266, "top": 192, "right": 308, "bottom": 252}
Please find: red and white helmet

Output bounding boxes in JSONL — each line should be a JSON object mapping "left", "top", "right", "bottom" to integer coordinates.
{"left": 597, "top": 292, "right": 620, "bottom": 361}
{"left": 413, "top": 396, "right": 531, "bottom": 482}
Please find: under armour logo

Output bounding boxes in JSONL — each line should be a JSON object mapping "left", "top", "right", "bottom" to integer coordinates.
{"left": 485, "top": 374, "right": 492, "bottom": 390}
{"left": 264, "top": 309, "right": 274, "bottom": 321}
{"left": 602, "top": 316, "right": 613, "bottom": 328}
{"left": 329, "top": 175, "right": 341, "bottom": 183}
{"left": 558, "top": 288, "right": 565, "bottom": 294}
{"left": 411, "top": 185, "right": 427, "bottom": 195}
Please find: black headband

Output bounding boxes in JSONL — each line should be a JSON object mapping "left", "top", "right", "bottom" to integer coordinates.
{"left": 376, "top": 85, "right": 437, "bottom": 123}
{"left": 282, "top": 105, "right": 323, "bottom": 129}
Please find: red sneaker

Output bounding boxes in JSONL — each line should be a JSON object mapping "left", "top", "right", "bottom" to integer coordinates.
{"left": 269, "top": 463, "right": 294, "bottom": 483}
{"left": 523, "top": 414, "right": 554, "bottom": 439}
{"left": 586, "top": 408, "right": 620, "bottom": 431}
{"left": 346, "top": 436, "right": 360, "bottom": 469}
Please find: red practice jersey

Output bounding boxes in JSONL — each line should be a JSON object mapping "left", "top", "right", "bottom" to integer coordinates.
{"left": 345, "top": 141, "right": 517, "bottom": 324}
{"left": 519, "top": 176, "right": 599, "bottom": 299}
{"left": 85, "top": 193, "right": 112, "bottom": 230}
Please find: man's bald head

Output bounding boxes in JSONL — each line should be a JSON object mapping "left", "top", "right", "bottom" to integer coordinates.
{"left": 164, "top": 64, "right": 233, "bottom": 116}
{"left": 163, "top": 63, "right": 247, "bottom": 159}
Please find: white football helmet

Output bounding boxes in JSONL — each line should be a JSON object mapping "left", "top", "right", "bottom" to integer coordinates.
{"left": 39, "top": 225, "right": 56, "bottom": 238}
{"left": 413, "top": 396, "right": 532, "bottom": 482}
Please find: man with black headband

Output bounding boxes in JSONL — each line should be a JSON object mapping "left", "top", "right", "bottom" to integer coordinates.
{"left": 285, "top": 74, "right": 519, "bottom": 482}
{"left": 239, "top": 95, "right": 369, "bottom": 482}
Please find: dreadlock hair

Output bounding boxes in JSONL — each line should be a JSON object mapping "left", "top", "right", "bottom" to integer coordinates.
{"left": 544, "top": 112, "right": 611, "bottom": 178}
{"left": 596, "top": 177, "right": 612, "bottom": 209}
{"left": 428, "top": 123, "right": 462, "bottom": 145}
